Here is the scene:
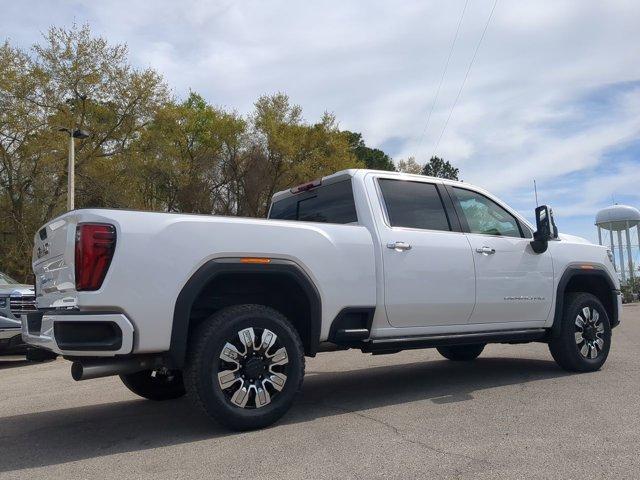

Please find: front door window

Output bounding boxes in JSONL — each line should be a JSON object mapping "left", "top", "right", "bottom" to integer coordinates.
{"left": 453, "top": 187, "right": 523, "bottom": 238}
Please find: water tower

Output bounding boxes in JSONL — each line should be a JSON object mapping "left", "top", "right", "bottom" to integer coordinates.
{"left": 595, "top": 204, "right": 640, "bottom": 284}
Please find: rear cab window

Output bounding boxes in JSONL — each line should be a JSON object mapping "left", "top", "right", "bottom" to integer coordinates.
{"left": 268, "top": 179, "right": 358, "bottom": 224}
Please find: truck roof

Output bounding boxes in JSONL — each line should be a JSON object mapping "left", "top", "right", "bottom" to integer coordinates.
{"left": 271, "top": 168, "right": 468, "bottom": 203}
{"left": 270, "top": 168, "right": 535, "bottom": 233}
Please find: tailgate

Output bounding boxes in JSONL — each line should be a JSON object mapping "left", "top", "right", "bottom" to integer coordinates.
{"left": 33, "top": 215, "right": 78, "bottom": 309}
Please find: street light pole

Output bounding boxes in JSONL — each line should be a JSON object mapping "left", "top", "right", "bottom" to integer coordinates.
{"left": 67, "top": 131, "right": 75, "bottom": 211}
{"left": 60, "top": 94, "right": 89, "bottom": 212}
{"left": 59, "top": 127, "right": 90, "bottom": 211}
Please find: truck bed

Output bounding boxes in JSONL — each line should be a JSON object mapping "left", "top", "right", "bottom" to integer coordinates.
{"left": 32, "top": 209, "right": 377, "bottom": 353}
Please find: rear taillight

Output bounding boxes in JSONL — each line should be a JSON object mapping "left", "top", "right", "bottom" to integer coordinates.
{"left": 75, "top": 223, "right": 116, "bottom": 291}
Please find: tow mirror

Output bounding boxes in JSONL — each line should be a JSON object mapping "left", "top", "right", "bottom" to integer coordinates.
{"left": 531, "top": 205, "right": 558, "bottom": 254}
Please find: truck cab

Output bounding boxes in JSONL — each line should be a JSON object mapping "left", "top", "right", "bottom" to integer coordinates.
{"left": 269, "top": 170, "right": 618, "bottom": 343}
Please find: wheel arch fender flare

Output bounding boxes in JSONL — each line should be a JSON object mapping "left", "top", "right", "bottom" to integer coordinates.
{"left": 168, "top": 259, "right": 322, "bottom": 368}
{"left": 551, "top": 266, "right": 618, "bottom": 338}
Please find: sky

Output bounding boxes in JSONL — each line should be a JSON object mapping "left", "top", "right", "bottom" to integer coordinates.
{"left": 2, "top": 0, "right": 640, "bottom": 243}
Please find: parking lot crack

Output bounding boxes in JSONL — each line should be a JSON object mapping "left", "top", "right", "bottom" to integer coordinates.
{"left": 314, "top": 400, "right": 492, "bottom": 471}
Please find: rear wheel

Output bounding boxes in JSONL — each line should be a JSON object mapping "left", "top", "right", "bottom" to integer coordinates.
{"left": 437, "top": 343, "right": 485, "bottom": 361}
{"left": 120, "top": 369, "right": 186, "bottom": 401}
{"left": 185, "top": 304, "right": 305, "bottom": 431}
{"left": 548, "top": 292, "right": 611, "bottom": 372}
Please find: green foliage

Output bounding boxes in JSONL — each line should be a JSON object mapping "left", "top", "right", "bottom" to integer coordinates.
{"left": 422, "top": 156, "right": 459, "bottom": 180}
{"left": 343, "top": 131, "right": 395, "bottom": 171}
{"left": 621, "top": 279, "right": 638, "bottom": 303}
{"left": 131, "top": 91, "right": 247, "bottom": 214}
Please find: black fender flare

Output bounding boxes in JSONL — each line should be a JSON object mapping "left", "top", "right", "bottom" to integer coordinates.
{"left": 551, "top": 266, "right": 619, "bottom": 338}
{"left": 168, "top": 259, "right": 322, "bottom": 368}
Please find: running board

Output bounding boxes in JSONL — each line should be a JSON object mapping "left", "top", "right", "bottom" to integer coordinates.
{"left": 362, "top": 328, "right": 548, "bottom": 354}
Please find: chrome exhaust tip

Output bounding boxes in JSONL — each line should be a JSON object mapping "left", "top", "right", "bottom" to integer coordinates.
{"left": 71, "top": 356, "right": 160, "bottom": 381}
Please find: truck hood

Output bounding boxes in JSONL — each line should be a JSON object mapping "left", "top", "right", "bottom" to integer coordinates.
{"left": 0, "top": 284, "right": 34, "bottom": 296}
{"left": 558, "top": 233, "right": 593, "bottom": 245}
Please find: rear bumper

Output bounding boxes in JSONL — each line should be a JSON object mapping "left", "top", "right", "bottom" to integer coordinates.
{"left": 21, "top": 311, "right": 134, "bottom": 357}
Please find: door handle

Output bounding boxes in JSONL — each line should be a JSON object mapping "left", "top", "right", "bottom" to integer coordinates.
{"left": 476, "top": 246, "right": 496, "bottom": 255}
{"left": 387, "top": 241, "right": 412, "bottom": 252}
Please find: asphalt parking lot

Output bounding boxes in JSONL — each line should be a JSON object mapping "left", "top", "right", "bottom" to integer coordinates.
{"left": 1, "top": 305, "right": 639, "bottom": 479}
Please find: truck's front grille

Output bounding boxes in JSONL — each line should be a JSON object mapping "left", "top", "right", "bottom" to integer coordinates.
{"left": 10, "top": 295, "right": 37, "bottom": 315}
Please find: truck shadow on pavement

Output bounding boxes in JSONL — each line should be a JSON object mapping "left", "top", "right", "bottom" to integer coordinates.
{"left": 0, "top": 356, "right": 568, "bottom": 472}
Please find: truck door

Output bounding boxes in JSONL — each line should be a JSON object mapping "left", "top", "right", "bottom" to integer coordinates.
{"left": 371, "top": 176, "right": 476, "bottom": 327}
{"left": 446, "top": 186, "right": 554, "bottom": 324}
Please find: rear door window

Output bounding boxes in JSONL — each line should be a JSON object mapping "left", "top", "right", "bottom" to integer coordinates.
{"left": 268, "top": 179, "right": 358, "bottom": 224}
{"left": 378, "top": 179, "right": 451, "bottom": 231}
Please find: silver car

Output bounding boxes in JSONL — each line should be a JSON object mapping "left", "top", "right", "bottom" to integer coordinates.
{"left": 0, "top": 272, "right": 36, "bottom": 354}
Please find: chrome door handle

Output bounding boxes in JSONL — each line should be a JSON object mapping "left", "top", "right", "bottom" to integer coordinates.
{"left": 387, "top": 241, "right": 412, "bottom": 252}
{"left": 476, "top": 246, "right": 496, "bottom": 255}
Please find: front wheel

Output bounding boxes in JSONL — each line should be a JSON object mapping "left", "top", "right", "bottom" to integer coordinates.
{"left": 548, "top": 292, "right": 611, "bottom": 372}
{"left": 437, "top": 344, "right": 485, "bottom": 361}
{"left": 184, "top": 304, "right": 305, "bottom": 431}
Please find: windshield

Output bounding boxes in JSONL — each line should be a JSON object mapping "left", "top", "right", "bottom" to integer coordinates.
{"left": 0, "top": 272, "right": 19, "bottom": 286}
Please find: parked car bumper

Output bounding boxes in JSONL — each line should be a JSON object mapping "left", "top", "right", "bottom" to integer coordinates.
{"left": 0, "top": 316, "right": 25, "bottom": 353}
{"left": 22, "top": 311, "right": 135, "bottom": 357}
{"left": 1, "top": 327, "right": 22, "bottom": 340}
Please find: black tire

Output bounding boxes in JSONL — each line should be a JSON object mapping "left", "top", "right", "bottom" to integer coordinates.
{"left": 184, "top": 304, "right": 305, "bottom": 431}
{"left": 548, "top": 292, "right": 611, "bottom": 372}
{"left": 120, "top": 369, "right": 186, "bottom": 401}
{"left": 437, "top": 343, "right": 485, "bottom": 361}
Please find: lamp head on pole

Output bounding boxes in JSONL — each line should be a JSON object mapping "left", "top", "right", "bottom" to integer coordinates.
{"left": 72, "top": 129, "right": 90, "bottom": 139}
{"left": 57, "top": 127, "right": 90, "bottom": 139}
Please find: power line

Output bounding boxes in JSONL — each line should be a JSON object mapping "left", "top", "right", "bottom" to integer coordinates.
{"left": 416, "top": 0, "right": 469, "bottom": 158}
{"left": 432, "top": 0, "right": 499, "bottom": 158}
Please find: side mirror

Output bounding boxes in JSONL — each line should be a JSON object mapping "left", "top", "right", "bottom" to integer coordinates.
{"left": 531, "top": 205, "right": 558, "bottom": 253}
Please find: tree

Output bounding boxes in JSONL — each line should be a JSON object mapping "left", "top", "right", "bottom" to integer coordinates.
{"left": 132, "top": 91, "right": 246, "bottom": 214}
{"left": 0, "top": 24, "right": 168, "bottom": 280}
{"left": 395, "top": 156, "right": 422, "bottom": 174}
{"left": 245, "top": 94, "right": 362, "bottom": 217}
{"left": 127, "top": 92, "right": 361, "bottom": 219}
{"left": 421, "top": 156, "right": 459, "bottom": 180}
{"left": 342, "top": 131, "right": 395, "bottom": 171}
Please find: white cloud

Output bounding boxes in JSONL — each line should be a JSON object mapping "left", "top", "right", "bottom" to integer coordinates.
{"left": 2, "top": 0, "right": 640, "bottom": 240}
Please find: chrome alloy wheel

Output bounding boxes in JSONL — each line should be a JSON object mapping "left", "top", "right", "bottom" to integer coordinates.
{"left": 574, "top": 306, "right": 605, "bottom": 359}
{"left": 217, "top": 327, "right": 289, "bottom": 409}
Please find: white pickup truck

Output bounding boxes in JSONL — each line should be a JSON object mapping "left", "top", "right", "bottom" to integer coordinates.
{"left": 24, "top": 169, "right": 621, "bottom": 430}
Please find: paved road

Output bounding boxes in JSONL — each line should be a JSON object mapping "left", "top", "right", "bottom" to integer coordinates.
{"left": 1, "top": 305, "right": 639, "bottom": 479}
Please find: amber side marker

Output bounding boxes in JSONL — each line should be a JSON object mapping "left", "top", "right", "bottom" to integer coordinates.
{"left": 240, "top": 257, "right": 271, "bottom": 264}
